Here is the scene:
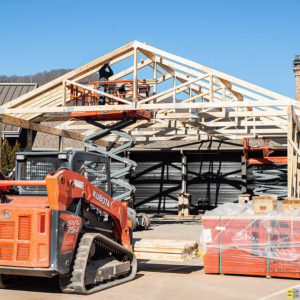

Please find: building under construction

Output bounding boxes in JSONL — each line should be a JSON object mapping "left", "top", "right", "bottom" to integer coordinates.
{"left": 0, "top": 41, "right": 299, "bottom": 215}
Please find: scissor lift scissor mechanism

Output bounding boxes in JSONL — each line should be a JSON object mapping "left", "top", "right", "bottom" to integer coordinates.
{"left": 69, "top": 80, "right": 152, "bottom": 230}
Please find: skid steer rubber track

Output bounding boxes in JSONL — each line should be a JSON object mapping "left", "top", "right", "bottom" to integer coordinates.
{"left": 60, "top": 233, "right": 137, "bottom": 295}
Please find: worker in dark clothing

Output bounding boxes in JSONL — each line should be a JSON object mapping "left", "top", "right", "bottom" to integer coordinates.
{"left": 98, "top": 63, "right": 114, "bottom": 105}
{"left": 116, "top": 83, "right": 126, "bottom": 100}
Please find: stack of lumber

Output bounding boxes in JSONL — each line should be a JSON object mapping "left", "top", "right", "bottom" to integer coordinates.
{"left": 133, "top": 239, "right": 200, "bottom": 262}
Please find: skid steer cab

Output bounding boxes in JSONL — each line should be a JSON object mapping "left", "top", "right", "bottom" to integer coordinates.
{"left": 12, "top": 151, "right": 150, "bottom": 230}
{"left": 0, "top": 169, "right": 137, "bottom": 294}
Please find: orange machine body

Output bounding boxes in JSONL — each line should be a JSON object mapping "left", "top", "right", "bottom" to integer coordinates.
{"left": 0, "top": 204, "right": 51, "bottom": 268}
{"left": 0, "top": 170, "right": 130, "bottom": 270}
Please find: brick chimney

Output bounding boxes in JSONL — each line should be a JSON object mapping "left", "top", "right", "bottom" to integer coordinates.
{"left": 293, "top": 55, "right": 300, "bottom": 100}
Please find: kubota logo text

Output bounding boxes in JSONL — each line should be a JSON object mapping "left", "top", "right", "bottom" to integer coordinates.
{"left": 93, "top": 190, "right": 110, "bottom": 208}
{"left": 1, "top": 210, "right": 11, "bottom": 219}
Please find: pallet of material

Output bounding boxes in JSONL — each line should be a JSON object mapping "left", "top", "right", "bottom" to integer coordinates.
{"left": 202, "top": 215, "right": 300, "bottom": 278}
{"left": 133, "top": 239, "right": 200, "bottom": 262}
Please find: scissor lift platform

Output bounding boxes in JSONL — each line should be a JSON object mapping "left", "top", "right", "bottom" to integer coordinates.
{"left": 68, "top": 79, "right": 151, "bottom": 121}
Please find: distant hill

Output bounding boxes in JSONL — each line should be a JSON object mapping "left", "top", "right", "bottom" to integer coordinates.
{"left": 0, "top": 69, "right": 99, "bottom": 87}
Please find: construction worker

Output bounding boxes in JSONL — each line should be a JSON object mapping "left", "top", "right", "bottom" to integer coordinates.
{"left": 116, "top": 83, "right": 126, "bottom": 101}
{"left": 98, "top": 63, "right": 114, "bottom": 105}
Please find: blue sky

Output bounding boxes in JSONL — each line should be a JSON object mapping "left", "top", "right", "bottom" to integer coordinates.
{"left": 0, "top": 0, "right": 299, "bottom": 98}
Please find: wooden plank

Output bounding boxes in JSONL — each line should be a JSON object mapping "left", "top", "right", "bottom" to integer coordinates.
{"left": 135, "top": 41, "right": 294, "bottom": 104}
{"left": 0, "top": 114, "right": 111, "bottom": 147}
{"left": 153, "top": 56, "right": 279, "bottom": 109}
{"left": 3, "top": 99, "right": 292, "bottom": 115}
{"left": 62, "top": 80, "right": 66, "bottom": 107}
{"left": 134, "top": 252, "right": 184, "bottom": 261}
{"left": 138, "top": 74, "right": 210, "bottom": 105}
{"left": 65, "top": 80, "right": 132, "bottom": 104}
{"left": 155, "top": 111, "right": 288, "bottom": 119}
{"left": 133, "top": 47, "right": 138, "bottom": 100}
{"left": 133, "top": 238, "right": 198, "bottom": 247}
{"left": 4, "top": 41, "right": 135, "bottom": 109}
{"left": 13, "top": 52, "right": 139, "bottom": 120}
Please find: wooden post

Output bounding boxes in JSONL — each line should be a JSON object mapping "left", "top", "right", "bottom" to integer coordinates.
{"left": 173, "top": 76, "right": 176, "bottom": 112}
{"left": 62, "top": 80, "right": 66, "bottom": 107}
{"left": 152, "top": 62, "right": 157, "bottom": 104}
{"left": 59, "top": 135, "right": 64, "bottom": 151}
{"left": 288, "top": 106, "right": 293, "bottom": 197}
{"left": 27, "top": 128, "right": 33, "bottom": 152}
{"left": 189, "top": 85, "right": 192, "bottom": 113}
{"left": 222, "top": 87, "right": 226, "bottom": 112}
{"left": 0, "top": 118, "right": 2, "bottom": 171}
{"left": 210, "top": 75, "right": 214, "bottom": 102}
{"left": 133, "top": 47, "right": 138, "bottom": 101}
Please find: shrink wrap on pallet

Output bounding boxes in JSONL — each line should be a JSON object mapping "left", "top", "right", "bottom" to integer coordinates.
{"left": 200, "top": 203, "right": 300, "bottom": 278}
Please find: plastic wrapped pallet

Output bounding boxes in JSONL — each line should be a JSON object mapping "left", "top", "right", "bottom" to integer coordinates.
{"left": 200, "top": 202, "right": 300, "bottom": 278}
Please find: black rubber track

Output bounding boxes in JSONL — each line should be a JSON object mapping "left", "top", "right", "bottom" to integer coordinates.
{"left": 59, "top": 233, "right": 137, "bottom": 295}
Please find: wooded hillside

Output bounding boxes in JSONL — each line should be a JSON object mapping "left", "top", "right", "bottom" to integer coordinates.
{"left": 0, "top": 69, "right": 98, "bottom": 87}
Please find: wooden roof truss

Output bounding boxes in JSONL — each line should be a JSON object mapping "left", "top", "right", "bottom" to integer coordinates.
{"left": 1, "top": 40, "right": 298, "bottom": 146}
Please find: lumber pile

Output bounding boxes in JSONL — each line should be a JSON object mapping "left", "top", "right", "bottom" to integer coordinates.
{"left": 133, "top": 239, "right": 200, "bottom": 262}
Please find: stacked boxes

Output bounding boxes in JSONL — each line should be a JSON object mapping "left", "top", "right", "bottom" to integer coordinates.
{"left": 237, "top": 194, "right": 251, "bottom": 204}
{"left": 282, "top": 199, "right": 300, "bottom": 212}
{"left": 253, "top": 195, "right": 278, "bottom": 214}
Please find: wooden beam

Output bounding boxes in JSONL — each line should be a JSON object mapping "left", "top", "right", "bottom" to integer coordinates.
{"left": 11, "top": 50, "right": 137, "bottom": 121}
{"left": 135, "top": 41, "right": 294, "bottom": 104}
{"left": 62, "top": 80, "right": 66, "bottom": 107}
{"left": 138, "top": 74, "right": 210, "bottom": 104}
{"left": 154, "top": 111, "right": 288, "bottom": 119}
{"left": 3, "top": 99, "right": 293, "bottom": 114}
{"left": 4, "top": 41, "right": 135, "bottom": 109}
{"left": 288, "top": 138, "right": 300, "bottom": 157}
{"left": 133, "top": 47, "right": 138, "bottom": 101}
{"left": 0, "top": 114, "right": 111, "bottom": 148}
{"left": 154, "top": 56, "right": 271, "bottom": 108}
{"left": 65, "top": 80, "right": 132, "bottom": 104}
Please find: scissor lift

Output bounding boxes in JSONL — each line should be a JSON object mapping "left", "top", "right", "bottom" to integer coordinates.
{"left": 68, "top": 80, "right": 152, "bottom": 230}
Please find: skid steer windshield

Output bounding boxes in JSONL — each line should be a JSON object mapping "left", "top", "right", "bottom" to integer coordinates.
{"left": 16, "top": 152, "right": 111, "bottom": 196}
{"left": 73, "top": 159, "right": 109, "bottom": 195}
{"left": 20, "top": 156, "right": 67, "bottom": 191}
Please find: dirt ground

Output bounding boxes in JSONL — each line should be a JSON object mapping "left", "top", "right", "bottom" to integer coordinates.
{"left": 1, "top": 217, "right": 299, "bottom": 300}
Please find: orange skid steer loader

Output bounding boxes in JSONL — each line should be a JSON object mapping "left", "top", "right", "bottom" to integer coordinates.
{"left": 0, "top": 169, "right": 137, "bottom": 295}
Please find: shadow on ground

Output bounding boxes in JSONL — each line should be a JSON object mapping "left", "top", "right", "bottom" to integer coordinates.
{"left": 137, "top": 261, "right": 203, "bottom": 274}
